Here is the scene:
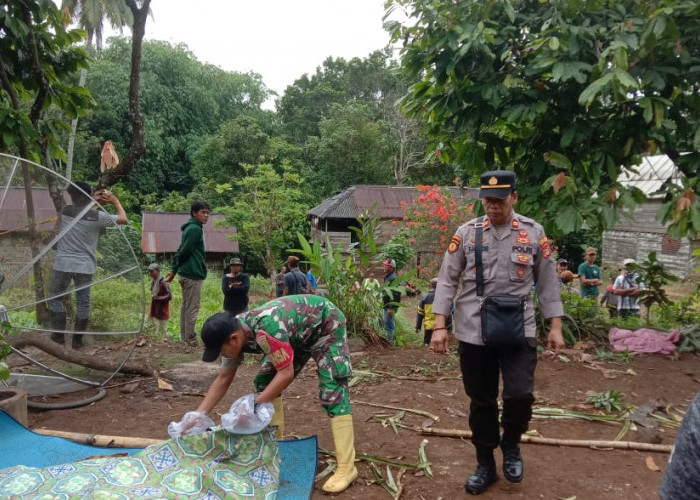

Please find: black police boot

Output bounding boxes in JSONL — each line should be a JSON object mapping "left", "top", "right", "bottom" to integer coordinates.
{"left": 465, "top": 447, "right": 498, "bottom": 495}
{"left": 50, "top": 311, "right": 66, "bottom": 345}
{"left": 501, "top": 435, "right": 524, "bottom": 483}
{"left": 72, "top": 318, "right": 88, "bottom": 350}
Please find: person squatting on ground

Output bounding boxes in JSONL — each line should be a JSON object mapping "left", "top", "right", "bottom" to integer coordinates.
{"left": 431, "top": 170, "right": 564, "bottom": 495}
{"left": 578, "top": 247, "right": 602, "bottom": 299}
{"left": 222, "top": 257, "right": 250, "bottom": 315}
{"left": 165, "top": 201, "right": 210, "bottom": 344}
{"left": 613, "top": 258, "right": 644, "bottom": 318}
{"left": 147, "top": 263, "right": 172, "bottom": 337}
{"left": 49, "top": 182, "right": 127, "bottom": 349}
{"left": 194, "top": 295, "right": 357, "bottom": 493}
{"left": 282, "top": 255, "right": 308, "bottom": 295}
{"left": 382, "top": 258, "right": 401, "bottom": 343}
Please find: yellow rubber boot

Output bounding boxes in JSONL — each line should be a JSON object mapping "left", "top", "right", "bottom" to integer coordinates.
{"left": 270, "top": 397, "right": 285, "bottom": 439}
{"left": 322, "top": 414, "right": 358, "bottom": 493}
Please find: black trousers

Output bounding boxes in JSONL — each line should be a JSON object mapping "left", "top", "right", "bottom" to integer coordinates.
{"left": 459, "top": 339, "right": 537, "bottom": 450}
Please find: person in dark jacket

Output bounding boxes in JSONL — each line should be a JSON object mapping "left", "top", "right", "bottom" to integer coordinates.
{"left": 382, "top": 258, "right": 401, "bottom": 344}
{"left": 165, "top": 200, "right": 209, "bottom": 344}
{"left": 283, "top": 256, "right": 308, "bottom": 295}
{"left": 222, "top": 257, "right": 250, "bottom": 315}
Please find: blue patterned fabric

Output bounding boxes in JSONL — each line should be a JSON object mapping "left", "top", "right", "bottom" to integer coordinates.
{"left": 0, "top": 410, "right": 316, "bottom": 499}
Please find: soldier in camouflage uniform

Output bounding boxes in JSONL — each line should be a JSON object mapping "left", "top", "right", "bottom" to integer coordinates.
{"left": 195, "top": 295, "right": 358, "bottom": 494}
{"left": 431, "top": 170, "right": 564, "bottom": 495}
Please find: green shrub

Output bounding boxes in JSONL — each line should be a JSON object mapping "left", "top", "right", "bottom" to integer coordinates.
{"left": 294, "top": 213, "right": 415, "bottom": 344}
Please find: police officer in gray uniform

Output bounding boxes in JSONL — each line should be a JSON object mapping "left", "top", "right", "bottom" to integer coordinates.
{"left": 431, "top": 170, "right": 564, "bottom": 495}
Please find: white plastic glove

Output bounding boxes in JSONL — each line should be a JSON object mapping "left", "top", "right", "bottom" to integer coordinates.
{"left": 167, "top": 411, "right": 215, "bottom": 438}
{"left": 221, "top": 394, "right": 274, "bottom": 435}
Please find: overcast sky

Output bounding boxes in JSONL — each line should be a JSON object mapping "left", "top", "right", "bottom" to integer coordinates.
{"left": 141, "top": 0, "right": 395, "bottom": 106}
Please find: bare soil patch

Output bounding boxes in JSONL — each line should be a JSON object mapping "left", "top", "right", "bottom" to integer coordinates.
{"left": 21, "top": 337, "right": 699, "bottom": 499}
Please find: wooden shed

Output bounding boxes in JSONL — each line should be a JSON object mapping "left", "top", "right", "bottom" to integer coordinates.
{"left": 601, "top": 155, "right": 699, "bottom": 279}
{"left": 308, "top": 185, "right": 478, "bottom": 276}
{"left": 140, "top": 211, "right": 239, "bottom": 271}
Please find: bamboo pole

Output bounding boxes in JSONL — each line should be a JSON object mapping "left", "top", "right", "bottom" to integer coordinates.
{"left": 34, "top": 428, "right": 162, "bottom": 448}
{"left": 414, "top": 426, "right": 673, "bottom": 453}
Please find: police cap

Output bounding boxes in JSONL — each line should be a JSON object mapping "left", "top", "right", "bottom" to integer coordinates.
{"left": 479, "top": 170, "right": 517, "bottom": 199}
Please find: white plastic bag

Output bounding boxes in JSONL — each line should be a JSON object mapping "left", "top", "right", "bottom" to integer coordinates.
{"left": 168, "top": 411, "right": 215, "bottom": 438}
{"left": 221, "top": 393, "right": 274, "bottom": 434}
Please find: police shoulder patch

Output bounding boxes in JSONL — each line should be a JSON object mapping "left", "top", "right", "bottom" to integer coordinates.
{"left": 448, "top": 234, "right": 462, "bottom": 254}
{"left": 539, "top": 236, "right": 552, "bottom": 259}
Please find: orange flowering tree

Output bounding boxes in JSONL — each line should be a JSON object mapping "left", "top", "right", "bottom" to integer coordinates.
{"left": 394, "top": 184, "right": 475, "bottom": 277}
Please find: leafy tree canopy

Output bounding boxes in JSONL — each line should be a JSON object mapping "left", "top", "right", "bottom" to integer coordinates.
{"left": 304, "top": 101, "right": 396, "bottom": 197}
{"left": 0, "top": 0, "right": 92, "bottom": 163}
{"left": 191, "top": 115, "right": 301, "bottom": 191}
{"left": 387, "top": 0, "right": 700, "bottom": 237}
{"left": 277, "top": 49, "right": 403, "bottom": 146}
{"left": 72, "top": 37, "right": 270, "bottom": 195}
{"left": 219, "top": 163, "right": 309, "bottom": 276}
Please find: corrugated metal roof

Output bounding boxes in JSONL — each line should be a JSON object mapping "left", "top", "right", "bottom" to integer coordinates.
{"left": 308, "top": 185, "right": 479, "bottom": 219}
{"left": 141, "top": 212, "right": 238, "bottom": 254}
{"left": 0, "top": 187, "right": 62, "bottom": 232}
{"left": 618, "top": 155, "right": 683, "bottom": 198}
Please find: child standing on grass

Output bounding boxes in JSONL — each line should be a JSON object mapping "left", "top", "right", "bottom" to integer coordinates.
{"left": 148, "top": 263, "right": 172, "bottom": 337}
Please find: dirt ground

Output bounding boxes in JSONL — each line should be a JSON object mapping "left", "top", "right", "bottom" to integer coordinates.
{"left": 19, "top": 333, "right": 699, "bottom": 499}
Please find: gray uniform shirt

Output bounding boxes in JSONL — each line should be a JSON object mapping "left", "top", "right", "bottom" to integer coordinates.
{"left": 53, "top": 209, "right": 119, "bottom": 275}
{"left": 433, "top": 212, "right": 563, "bottom": 345}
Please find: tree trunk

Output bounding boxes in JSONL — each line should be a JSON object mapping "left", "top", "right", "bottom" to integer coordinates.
{"left": 96, "top": 0, "right": 151, "bottom": 190}
{"left": 10, "top": 335, "right": 157, "bottom": 378}
{"left": 65, "top": 67, "right": 88, "bottom": 182}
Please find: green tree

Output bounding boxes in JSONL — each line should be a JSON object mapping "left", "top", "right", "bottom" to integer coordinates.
{"left": 192, "top": 115, "right": 300, "bottom": 189}
{"left": 220, "top": 163, "right": 309, "bottom": 277}
{"left": 278, "top": 50, "right": 403, "bottom": 146}
{"left": 386, "top": 0, "right": 700, "bottom": 237}
{"left": 305, "top": 102, "right": 395, "bottom": 196}
{"left": 73, "top": 38, "right": 269, "bottom": 195}
{"left": 61, "top": 0, "right": 134, "bottom": 181}
{"left": 62, "top": 0, "right": 132, "bottom": 52}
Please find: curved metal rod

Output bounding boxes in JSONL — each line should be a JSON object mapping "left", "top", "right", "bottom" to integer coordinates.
{"left": 15, "top": 325, "right": 141, "bottom": 336}
{"left": 3, "top": 264, "right": 141, "bottom": 313}
{"left": 8, "top": 346, "right": 100, "bottom": 387}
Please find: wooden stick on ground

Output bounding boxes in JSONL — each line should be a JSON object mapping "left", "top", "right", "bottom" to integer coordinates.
{"left": 353, "top": 400, "right": 440, "bottom": 422}
{"left": 34, "top": 428, "right": 162, "bottom": 448}
{"left": 414, "top": 426, "right": 673, "bottom": 453}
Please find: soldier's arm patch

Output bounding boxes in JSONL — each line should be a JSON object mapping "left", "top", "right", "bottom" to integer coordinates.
{"left": 448, "top": 234, "right": 462, "bottom": 254}
{"left": 257, "top": 331, "right": 294, "bottom": 370}
{"left": 539, "top": 236, "right": 552, "bottom": 259}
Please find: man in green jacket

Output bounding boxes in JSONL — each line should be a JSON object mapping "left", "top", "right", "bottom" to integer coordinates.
{"left": 165, "top": 201, "right": 210, "bottom": 344}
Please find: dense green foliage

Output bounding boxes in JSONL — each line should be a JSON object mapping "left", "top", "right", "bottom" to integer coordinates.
{"left": 73, "top": 38, "right": 270, "bottom": 195}
{"left": 387, "top": 0, "right": 700, "bottom": 237}
{"left": 0, "top": 0, "right": 93, "bottom": 162}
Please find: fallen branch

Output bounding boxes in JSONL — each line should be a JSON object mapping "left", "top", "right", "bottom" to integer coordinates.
{"left": 319, "top": 446, "right": 431, "bottom": 471}
{"left": 373, "top": 370, "right": 437, "bottom": 382}
{"left": 10, "top": 335, "right": 157, "bottom": 377}
{"left": 412, "top": 425, "right": 673, "bottom": 453}
{"left": 353, "top": 400, "right": 440, "bottom": 422}
{"left": 34, "top": 428, "right": 162, "bottom": 448}
{"left": 393, "top": 468, "right": 407, "bottom": 500}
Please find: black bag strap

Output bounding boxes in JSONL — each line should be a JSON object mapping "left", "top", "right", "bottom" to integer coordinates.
{"left": 475, "top": 216, "right": 485, "bottom": 298}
